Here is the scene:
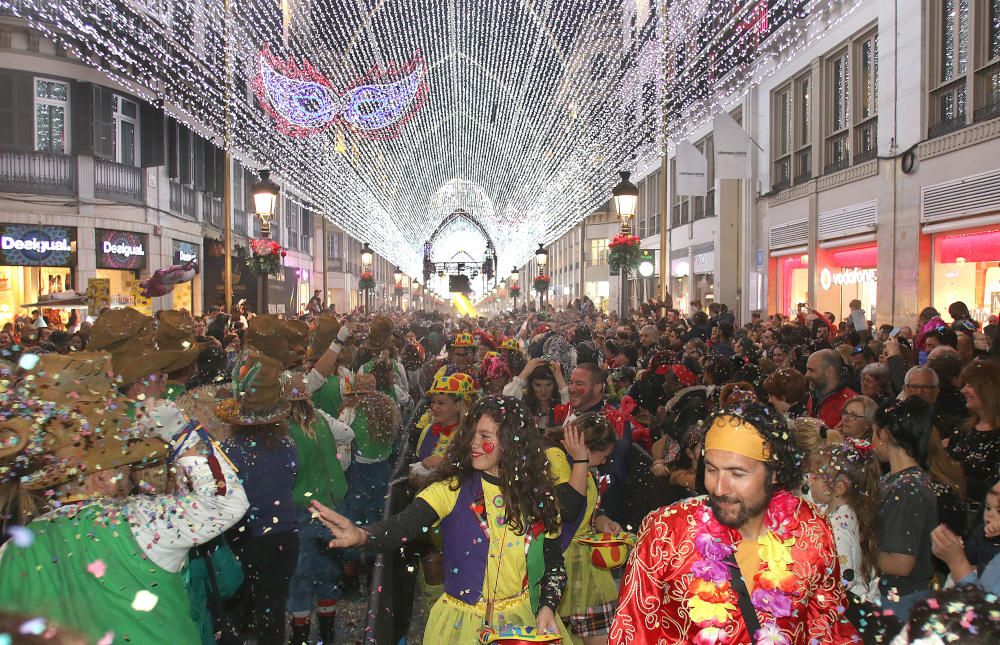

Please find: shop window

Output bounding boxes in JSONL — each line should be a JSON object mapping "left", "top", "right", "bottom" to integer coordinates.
{"left": 34, "top": 78, "right": 69, "bottom": 154}
{"left": 113, "top": 95, "right": 139, "bottom": 166}
{"left": 932, "top": 227, "right": 1000, "bottom": 322}
{"left": 590, "top": 239, "right": 608, "bottom": 266}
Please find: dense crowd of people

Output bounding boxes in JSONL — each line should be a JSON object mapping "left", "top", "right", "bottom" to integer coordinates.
{"left": 0, "top": 295, "right": 998, "bottom": 644}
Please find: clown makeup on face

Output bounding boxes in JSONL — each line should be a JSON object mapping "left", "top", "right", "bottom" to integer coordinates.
{"left": 430, "top": 393, "right": 462, "bottom": 426}
{"left": 471, "top": 414, "right": 502, "bottom": 476}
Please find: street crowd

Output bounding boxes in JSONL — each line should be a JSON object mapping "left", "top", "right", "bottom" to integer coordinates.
{"left": 0, "top": 293, "right": 999, "bottom": 644}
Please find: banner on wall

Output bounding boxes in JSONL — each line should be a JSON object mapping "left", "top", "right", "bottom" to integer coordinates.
{"left": 0, "top": 224, "right": 77, "bottom": 267}
{"left": 676, "top": 140, "right": 707, "bottom": 197}
{"left": 713, "top": 111, "right": 753, "bottom": 179}
{"left": 96, "top": 229, "right": 148, "bottom": 270}
{"left": 86, "top": 278, "right": 110, "bottom": 316}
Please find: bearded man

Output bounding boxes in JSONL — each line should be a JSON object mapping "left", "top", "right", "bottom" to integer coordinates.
{"left": 611, "top": 403, "right": 858, "bottom": 644}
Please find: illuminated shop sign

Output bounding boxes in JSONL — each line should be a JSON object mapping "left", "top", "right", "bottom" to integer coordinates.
{"left": 96, "top": 229, "right": 148, "bottom": 270}
{"left": 820, "top": 267, "right": 877, "bottom": 290}
{"left": 0, "top": 224, "right": 77, "bottom": 266}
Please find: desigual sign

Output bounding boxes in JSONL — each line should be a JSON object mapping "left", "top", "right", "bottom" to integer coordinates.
{"left": 820, "top": 266, "right": 877, "bottom": 290}
{"left": 96, "top": 229, "right": 148, "bottom": 270}
{"left": 0, "top": 224, "right": 77, "bottom": 266}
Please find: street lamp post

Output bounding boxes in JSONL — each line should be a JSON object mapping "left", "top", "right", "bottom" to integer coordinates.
{"left": 535, "top": 243, "right": 548, "bottom": 311}
{"left": 413, "top": 279, "right": 420, "bottom": 311}
{"left": 393, "top": 266, "right": 403, "bottom": 310}
{"left": 251, "top": 169, "right": 280, "bottom": 315}
{"left": 612, "top": 170, "right": 638, "bottom": 318}
{"left": 360, "top": 242, "right": 373, "bottom": 315}
{"left": 510, "top": 266, "right": 519, "bottom": 311}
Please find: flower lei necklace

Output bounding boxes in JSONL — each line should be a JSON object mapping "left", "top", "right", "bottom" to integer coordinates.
{"left": 687, "top": 490, "right": 801, "bottom": 645}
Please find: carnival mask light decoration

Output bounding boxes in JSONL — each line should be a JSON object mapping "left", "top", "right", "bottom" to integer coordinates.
{"left": 253, "top": 45, "right": 428, "bottom": 139}
{"left": 139, "top": 260, "right": 197, "bottom": 298}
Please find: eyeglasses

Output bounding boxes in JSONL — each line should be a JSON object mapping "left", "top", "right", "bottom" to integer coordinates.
{"left": 452, "top": 350, "right": 473, "bottom": 357}
{"left": 905, "top": 383, "right": 938, "bottom": 391}
{"left": 841, "top": 411, "right": 865, "bottom": 421}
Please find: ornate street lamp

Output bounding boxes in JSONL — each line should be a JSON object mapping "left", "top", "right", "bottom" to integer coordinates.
{"left": 612, "top": 170, "right": 638, "bottom": 316}
{"left": 393, "top": 266, "right": 403, "bottom": 310}
{"left": 510, "top": 266, "right": 520, "bottom": 311}
{"left": 412, "top": 278, "right": 421, "bottom": 310}
{"left": 360, "top": 242, "right": 373, "bottom": 314}
{"left": 251, "top": 169, "right": 280, "bottom": 314}
{"left": 534, "top": 244, "right": 548, "bottom": 310}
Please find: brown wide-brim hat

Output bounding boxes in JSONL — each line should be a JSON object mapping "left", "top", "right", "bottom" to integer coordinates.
{"left": 76, "top": 434, "right": 167, "bottom": 475}
{"left": 28, "top": 352, "right": 117, "bottom": 407}
{"left": 363, "top": 315, "right": 394, "bottom": 352}
{"left": 245, "top": 315, "right": 290, "bottom": 367}
{"left": 284, "top": 320, "right": 310, "bottom": 368}
{"left": 175, "top": 384, "right": 231, "bottom": 441}
{"left": 88, "top": 308, "right": 154, "bottom": 353}
{"left": 155, "top": 309, "right": 204, "bottom": 374}
{"left": 307, "top": 315, "right": 342, "bottom": 360}
{"left": 215, "top": 351, "right": 290, "bottom": 426}
{"left": 281, "top": 371, "right": 312, "bottom": 401}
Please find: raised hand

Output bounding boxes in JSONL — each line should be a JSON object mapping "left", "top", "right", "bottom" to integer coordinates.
{"left": 309, "top": 500, "right": 368, "bottom": 548}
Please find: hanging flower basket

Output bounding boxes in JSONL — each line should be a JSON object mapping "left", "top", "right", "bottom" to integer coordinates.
{"left": 608, "top": 234, "right": 642, "bottom": 272}
{"left": 246, "top": 238, "right": 284, "bottom": 276}
{"left": 394, "top": 286, "right": 405, "bottom": 297}
{"left": 533, "top": 275, "right": 551, "bottom": 294}
{"left": 359, "top": 270, "right": 375, "bottom": 291}
{"left": 509, "top": 284, "right": 521, "bottom": 298}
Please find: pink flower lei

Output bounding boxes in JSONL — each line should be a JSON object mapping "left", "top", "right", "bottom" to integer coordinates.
{"left": 687, "top": 490, "right": 801, "bottom": 645}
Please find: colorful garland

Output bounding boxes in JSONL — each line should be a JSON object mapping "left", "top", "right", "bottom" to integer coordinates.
{"left": 607, "top": 233, "right": 642, "bottom": 272}
{"left": 533, "top": 275, "right": 550, "bottom": 294}
{"left": 246, "top": 238, "right": 285, "bottom": 276}
{"left": 687, "top": 489, "right": 800, "bottom": 645}
{"left": 359, "top": 270, "right": 375, "bottom": 290}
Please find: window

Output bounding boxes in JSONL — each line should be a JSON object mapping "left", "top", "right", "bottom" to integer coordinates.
{"left": 326, "top": 231, "right": 341, "bottom": 260}
{"left": 773, "top": 85, "right": 793, "bottom": 190}
{"left": 771, "top": 73, "right": 812, "bottom": 190}
{"left": 34, "top": 78, "right": 68, "bottom": 154}
{"left": 113, "top": 95, "right": 138, "bottom": 166}
{"left": 695, "top": 135, "right": 714, "bottom": 220}
{"left": 590, "top": 239, "right": 608, "bottom": 266}
{"left": 284, "top": 197, "right": 300, "bottom": 251}
{"left": 822, "top": 28, "right": 878, "bottom": 174}
{"left": 929, "top": 1, "right": 1000, "bottom": 135}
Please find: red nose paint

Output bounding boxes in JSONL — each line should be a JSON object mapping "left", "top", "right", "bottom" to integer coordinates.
{"left": 481, "top": 441, "right": 495, "bottom": 454}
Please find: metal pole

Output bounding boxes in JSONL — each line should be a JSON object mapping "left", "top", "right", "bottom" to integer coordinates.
{"left": 222, "top": 0, "right": 233, "bottom": 313}
{"left": 322, "top": 217, "right": 329, "bottom": 309}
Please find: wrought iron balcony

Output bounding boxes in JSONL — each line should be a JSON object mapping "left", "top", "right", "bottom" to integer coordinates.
{"left": 0, "top": 150, "right": 76, "bottom": 196}
{"left": 94, "top": 158, "right": 145, "bottom": 204}
{"left": 202, "top": 193, "right": 223, "bottom": 227}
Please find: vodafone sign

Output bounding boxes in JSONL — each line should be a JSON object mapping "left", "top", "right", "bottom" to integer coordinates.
{"left": 820, "top": 267, "right": 877, "bottom": 290}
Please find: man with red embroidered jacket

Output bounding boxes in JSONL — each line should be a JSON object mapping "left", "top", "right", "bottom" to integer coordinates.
{"left": 611, "top": 403, "right": 859, "bottom": 645}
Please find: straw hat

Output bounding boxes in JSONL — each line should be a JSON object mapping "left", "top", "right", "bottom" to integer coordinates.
{"left": 88, "top": 308, "right": 195, "bottom": 384}
{"left": 363, "top": 315, "right": 394, "bottom": 353}
{"left": 284, "top": 319, "right": 310, "bottom": 367}
{"left": 282, "top": 371, "right": 312, "bottom": 401}
{"left": 154, "top": 309, "right": 204, "bottom": 374}
{"left": 343, "top": 372, "right": 377, "bottom": 397}
{"left": 307, "top": 315, "right": 342, "bottom": 360}
{"left": 215, "top": 351, "right": 290, "bottom": 426}
{"left": 245, "top": 315, "right": 290, "bottom": 367}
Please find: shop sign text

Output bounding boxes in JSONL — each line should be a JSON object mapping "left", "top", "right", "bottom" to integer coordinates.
{"left": 820, "top": 266, "right": 877, "bottom": 290}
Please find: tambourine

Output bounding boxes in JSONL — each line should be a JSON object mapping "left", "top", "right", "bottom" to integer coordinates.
{"left": 478, "top": 625, "right": 562, "bottom": 644}
{"left": 573, "top": 532, "right": 637, "bottom": 569}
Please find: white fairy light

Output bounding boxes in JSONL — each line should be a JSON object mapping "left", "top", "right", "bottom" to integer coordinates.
{"left": 3, "top": 0, "right": 856, "bottom": 280}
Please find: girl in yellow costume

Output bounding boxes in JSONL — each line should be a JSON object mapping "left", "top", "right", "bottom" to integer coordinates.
{"left": 311, "top": 395, "right": 573, "bottom": 644}
{"left": 544, "top": 413, "right": 621, "bottom": 645}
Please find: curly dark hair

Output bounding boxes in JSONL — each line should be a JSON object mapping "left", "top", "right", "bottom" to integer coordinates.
{"left": 429, "top": 396, "right": 561, "bottom": 536}
{"left": 907, "top": 584, "right": 1000, "bottom": 643}
{"left": 706, "top": 402, "right": 803, "bottom": 492}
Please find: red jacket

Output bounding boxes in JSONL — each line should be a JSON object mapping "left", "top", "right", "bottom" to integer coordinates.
{"left": 611, "top": 493, "right": 858, "bottom": 645}
{"left": 807, "top": 385, "right": 857, "bottom": 429}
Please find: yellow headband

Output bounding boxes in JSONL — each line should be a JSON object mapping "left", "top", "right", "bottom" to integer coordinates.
{"left": 704, "top": 415, "right": 769, "bottom": 462}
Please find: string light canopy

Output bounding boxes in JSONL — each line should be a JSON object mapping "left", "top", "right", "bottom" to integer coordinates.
{"left": 6, "top": 0, "right": 860, "bottom": 279}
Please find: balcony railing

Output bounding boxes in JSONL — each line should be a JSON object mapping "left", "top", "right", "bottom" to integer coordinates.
{"left": 233, "top": 208, "right": 248, "bottom": 236}
{"left": 0, "top": 151, "right": 76, "bottom": 196}
{"left": 203, "top": 194, "right": 223, "bottom": 227}
{"left": 169, "top": 180, "right": 182, "bottom": 212}
{"left": 94, "top": 159, "right": 144, "bottom": 204}
{"left": 182, "top": 185, "right": 196, "bottom": 218}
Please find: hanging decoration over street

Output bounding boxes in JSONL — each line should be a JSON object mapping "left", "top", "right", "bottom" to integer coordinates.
{"left": 253, "top": 46, "right": 427, "bottom": 139}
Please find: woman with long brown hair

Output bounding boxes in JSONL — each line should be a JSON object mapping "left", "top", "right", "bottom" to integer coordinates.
{"left": 309, "top": 396, "right": 572, "bottom": 643}
{"left": 947, "top": 361, "right": 1000, "bottom": 507}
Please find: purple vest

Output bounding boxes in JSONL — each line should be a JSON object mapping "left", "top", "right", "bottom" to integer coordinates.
{"left": 417, "top": 427, "right": 439, "bottom": 461}
{"left": 439, "top": 473, "right": 492, "bottom": 604}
